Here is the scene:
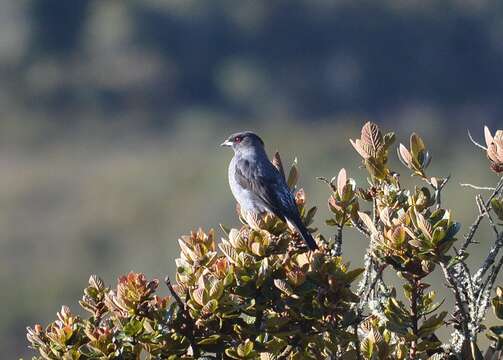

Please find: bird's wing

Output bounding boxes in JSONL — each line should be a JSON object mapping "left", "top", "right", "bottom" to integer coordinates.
{"left": 234, "top": 158, "right": 297, "bottom": 219}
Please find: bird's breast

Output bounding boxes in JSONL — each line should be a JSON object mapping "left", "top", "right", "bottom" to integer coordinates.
{"left": 228, "top": 156, "right": 264, "bottom": 213}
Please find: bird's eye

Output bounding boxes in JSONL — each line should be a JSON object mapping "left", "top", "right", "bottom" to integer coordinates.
{"left": 234, "top": 136, "right": 243, "bottom": 143}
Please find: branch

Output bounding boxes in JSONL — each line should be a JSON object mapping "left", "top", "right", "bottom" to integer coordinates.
{"left": 164, "top": 277, "right": 200, "bottom": 357}
{"left": 353, "top": 322, "right": 362, "bottom": 360}
{"left": 362, "top": 263, "right": 387, "bottom": 305}
{"left": 352, "top": 220, "right": 371, "bottom": 237}
{"left": 409, "top": 278, "right": 420, "bottom": 360}
{"left": 484, "top": 253, "right": 503, "bottom": 304}
{"left": 334, "top": 223, "right": 344, "bottom": 257}
{"left": 475, "top": 232, "right": 503, "bottom": 293}
{"left": 440, "top": 263, "right": 471, "bottom": 341}
{"left": 429, "top": 175, "right": 473, "bottom": 343}
{"left": 473, "top": 251, "right": 503, "bottom": 337}
{"left": 460, "top": 177, "right": 503, "bottom": 253}
{"left": 480, "top": 198, "right": 500, "bottom": 238}
{"left": 357, "top": 250, "right": 374, "bottom": 300}
{"left": 472, "top": 192, "right": 502, "bottom": 287}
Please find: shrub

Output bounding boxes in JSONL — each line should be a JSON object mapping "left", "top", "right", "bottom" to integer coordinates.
{"left": 26, "top": 122, "right": 503, "bottom": 359}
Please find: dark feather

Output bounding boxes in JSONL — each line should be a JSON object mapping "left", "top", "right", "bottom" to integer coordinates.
{"left": 234, "top": 158, "right": 296, "bottom": 221}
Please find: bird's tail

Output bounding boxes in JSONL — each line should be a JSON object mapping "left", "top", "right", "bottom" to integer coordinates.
{"left": 287, "top": 216, "right": 318, "bottom": 250}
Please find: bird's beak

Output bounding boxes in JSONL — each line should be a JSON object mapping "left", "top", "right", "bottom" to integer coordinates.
{"left": 220, "top": 139, "right": 233, "bottom": 147}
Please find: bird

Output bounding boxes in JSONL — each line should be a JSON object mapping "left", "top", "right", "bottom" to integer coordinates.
{"left": 220, "top": 131, "right": 318, "bottom": 250}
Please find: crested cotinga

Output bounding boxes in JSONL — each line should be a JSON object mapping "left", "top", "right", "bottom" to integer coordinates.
{"left": 221, "top": 131, "right": 318, "bottom": 250}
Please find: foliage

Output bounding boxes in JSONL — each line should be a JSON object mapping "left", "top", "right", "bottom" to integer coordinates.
{"left": 26, "top": 123, "right": 503, "bottom": 359}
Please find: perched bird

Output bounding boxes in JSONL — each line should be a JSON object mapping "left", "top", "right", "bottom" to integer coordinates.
{"left": 221, "top": 131, "right": 318, "bottom": 250}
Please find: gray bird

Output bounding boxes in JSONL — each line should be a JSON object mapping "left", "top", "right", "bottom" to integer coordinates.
{"left": 221, "top": 131, "right": 318, "bottom": 250}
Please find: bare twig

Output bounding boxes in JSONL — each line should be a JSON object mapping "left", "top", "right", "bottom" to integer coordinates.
{"left": 461, "top": 177, "right": 503, "bottom": 253}
{"left": 460, "top": 183, "right": 496, "bottom": 191}
{"left": 461, "top": 198, "right": 487, "bottom": 253}
{"left": 317, "top": 176, "right": 337, "bottom": 192}
{"left": 480, "top": 199, "right": 500, "bottom": 237}
{"left": 430, "top": 175, "right": 450, "bottom": 209}
{"left": 431, "top": 174, "right": 472, "bottom": 341}
{"left": 165, "top": 277, "right": 184, "bottom": 310}
{"left": 468, "top": 129, "right": 488, "bottom": 151}
{"left": 164, "top": 277, "right": 200, "bottom": 357}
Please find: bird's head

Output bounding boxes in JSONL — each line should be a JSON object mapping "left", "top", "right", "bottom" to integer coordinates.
{"left": 220, "top": 131, "right": 265, "bottom": 153}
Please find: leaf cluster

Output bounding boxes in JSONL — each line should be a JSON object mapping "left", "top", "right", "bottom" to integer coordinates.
{"left": 26, "top": 122, "right": 503, "bottom": 360}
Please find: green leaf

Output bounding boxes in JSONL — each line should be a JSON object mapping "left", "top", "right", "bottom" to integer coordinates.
{"left": 431, "top": 227, "right": 445, "bottom": 245}
{"left": 418, "top": 311, "right": 447, "bottom": 338}
{"left": 237, "top": 339, "right": 254, "bottom": 357}
{"left": 287, "top": 164, "right": 299, "bottom": 189}
{"left": 410, "top": 133, "right": 425, "bottom": 159}
{"left": 123, "top": 318, "right": 144, "bottom": 337}
{"left": 326, "top": 218, "right": 338, "bottom": 226}
{"left": 361, "top": 338, "right": 374, "bottom": 359}
{"left": 344, "top": 268, "right": 365, "bottom": 283}
{"left": 198, "top": 334, "right": 222, "bottom": 345}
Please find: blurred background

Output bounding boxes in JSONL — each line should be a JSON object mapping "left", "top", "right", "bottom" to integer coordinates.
{"left": 2, "top": 0, "right": 503, "bottom": 357}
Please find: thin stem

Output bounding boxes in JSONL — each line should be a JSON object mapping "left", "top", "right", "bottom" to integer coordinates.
{"left": 460, "top": 183, "right": 496, "bottom": 191}
{"left": 334, "top": 223, "right": 343, "bottom": 257}
{"left": 409, "top": 278, "right": 420, "bottom": 360}
{"left": 362, "top": 264, "right": 387, "bottom": 304}
{"left": 353, "top": 322, "right": 362, "bottom": 360}
{"left": 468, "top": 129, "right": 487, "bottom": 151}
{"left": 430, "top": 175, "right": 450, "bottom": 209}
{"left": 461, "top": 177, "right": 503, "bottom": 253}
{"left": 164, "top": 277, "right": 200, "bottom": 357}
{"left": 480, "top": 198, "right": 500, "bottom": 238}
